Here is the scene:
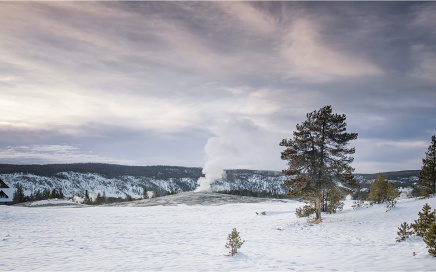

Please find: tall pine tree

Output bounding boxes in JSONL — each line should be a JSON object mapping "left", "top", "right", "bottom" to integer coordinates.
{"left": 417, "top": 135, "right": 436, "bottom": 197}
{"left": 280, "top": 105, "right": 358, "bottom": 221}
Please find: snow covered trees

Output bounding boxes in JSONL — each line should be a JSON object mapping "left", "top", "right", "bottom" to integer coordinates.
{"left": 225, "top": 228, "right": 244, "bottom": 256}
{"left": 368, "top": 173, "right": 400, "bottom": 210}
{"left": 417, "top": 135, "right": 436, "bottom": 197}
{"left": 280, "top": 105, "right": 358, "bottom": 221}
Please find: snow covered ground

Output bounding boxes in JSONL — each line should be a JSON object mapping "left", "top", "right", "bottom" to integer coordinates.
{"left": 1, "top": 193, "right": 435, "bottom": 271}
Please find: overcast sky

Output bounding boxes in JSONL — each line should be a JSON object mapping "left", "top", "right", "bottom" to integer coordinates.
{"left": 0, "top": 1, "right": 435, "bottom": 174}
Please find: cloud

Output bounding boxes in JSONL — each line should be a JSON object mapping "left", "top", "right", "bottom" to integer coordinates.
{"left": 0, "top": 2, "right": 434, "bottom": 174}
{"left": 353, "top": 138, "right": 428, "bottom": 173}
{"left": 0, "top": 144, "right": 137, "bottom": 165}
{"left": 408, "top": 44, "right": 436, "bottom": 84}
{"left": 214, "top": 2, "right": 276, "bottom": 34}
{"left": 281, "top": 19, "right": 383, "bottom": 82}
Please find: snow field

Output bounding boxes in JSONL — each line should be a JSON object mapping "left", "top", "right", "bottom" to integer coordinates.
{"left": 1, "top": 196, "right": 436, "bottom": 271}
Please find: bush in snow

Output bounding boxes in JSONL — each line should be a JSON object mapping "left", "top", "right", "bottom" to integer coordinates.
{"left": 225, "top": 228, "right": 244, "bottom": 256}
{"left": 295, "top": 204, "right": 316, "bottom": 218}
{"left": 411, "top": 203, "right": 436, "bottom": 237}
{"left": 423, "top": 223, "right": 436, "bottom": 257}
{"left": 396, "top": 222, "right": 413, "bottom": 242}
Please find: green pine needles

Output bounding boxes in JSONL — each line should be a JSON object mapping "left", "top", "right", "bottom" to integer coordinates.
{"left": 411, "top": 203, "right": 436, "bottom": 237}
{"left": 396, "top": 222, "right": 413, "bottom": 242}
{"left": 396, "top": 203, "right": 436, "bottom": 257}
{"left": 225, "top": 228, "right": 245, "bottom": 256}
{"left": 417, "top": 135, "right": 436, "bottom": 197}
{"left": 423, "top": 223, "right": 436, "bottom": 257}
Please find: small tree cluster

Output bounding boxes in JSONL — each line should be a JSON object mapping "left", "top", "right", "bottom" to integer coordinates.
{"left": 368, "top": 173, "right": 400, "bottom": 210}
{"left": 12, "top": 183, "right": 65, "bottom": 204}
{"left": 396, "top": 204, "right": 436, "bottom": 257}
{"left": 225, "top": 228, "right": 244, "bottom": 256}
{"left": 322, "top": 189, "right": 345, "bottom": 214}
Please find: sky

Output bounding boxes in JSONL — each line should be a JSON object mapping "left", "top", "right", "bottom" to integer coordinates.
{"left": 0, "top": 1, "right": 435, "bottom": 174}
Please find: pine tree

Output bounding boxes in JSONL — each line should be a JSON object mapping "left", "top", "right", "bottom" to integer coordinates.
{"left": 225, "top": 228, "right": 245, "bottom": 256}
{"left": 411, "top": 203, "right": 436, "bottom": 237}
{"left": 417, "top": 135, "right": 436, "bottom": 197}
{"left": 423, "top": 223, "right": 436, "bottom": 257}
{"left": 368, "top": 174, "right": 387, "bottom": 204}
{"left": 368, "top": 173, "right": 399, "bottom": 209}
{"left": 396, "top": 222, "right": 413, "bottom": 242}
{"left": 12, "top": 183, "right": 26, "bottom": 204}
{"left": 280, "top": 105, "right": 358, "bottom": 221}
{"left": 385, "top": 182, "right": 400, "bottom": 211}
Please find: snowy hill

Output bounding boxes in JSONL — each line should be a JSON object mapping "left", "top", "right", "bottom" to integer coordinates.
{"left": 1, "top": 194, "right": 435, "bottom": 270}
{"left": 0, "top": 163, "right": 419, "bottom": 199}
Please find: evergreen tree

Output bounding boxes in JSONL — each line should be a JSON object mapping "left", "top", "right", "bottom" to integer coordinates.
{"left": 225, "top": 228, "right": 244, "bottom": 256}
{"left": 368, "top": 174, "right": 387, "bottom": 204}
{"left": 280, "top": 105, "right": 358, "bottom": 221}
{"left": 423, "top": 223, "right": 436, "bottom": 257}
{"left": 368, "top": 173, "right": 399, "bottom": 209}
{"left": 12, "top": 183, "right": 26, "bottom": 204}
{"left": 396, "top": 222, "right": 413, "bottom": 242}
{"left": 385, "top": 182, "right": 400, "bottom": 211}
{"left": 417, "top": 135, "right": 436, "bottom": 197}
{"left": 411, "top": 203, "right": 436, "bottom": 237}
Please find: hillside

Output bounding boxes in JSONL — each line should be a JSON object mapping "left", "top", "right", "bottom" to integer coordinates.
{"left": 0, "top": 163, "right": 420, "bottom": 199}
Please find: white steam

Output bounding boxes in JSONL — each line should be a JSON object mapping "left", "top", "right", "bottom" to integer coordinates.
{"left": 196, "top": 118, "right": 277, "bottom": 192}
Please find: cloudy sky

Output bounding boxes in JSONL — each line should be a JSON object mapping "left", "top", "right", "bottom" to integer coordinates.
{"left": 1, "top": 1, "right": 435, "bottom": 174}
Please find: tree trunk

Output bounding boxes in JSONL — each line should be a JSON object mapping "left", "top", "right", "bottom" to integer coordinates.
{"left": 315, "top": 196, "right": 321, "bottom": 221}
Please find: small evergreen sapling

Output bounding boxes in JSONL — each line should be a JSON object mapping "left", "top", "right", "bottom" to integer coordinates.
{"left": 411, "top": 203, "right": 436, "bottom": 237}
{"left": 396, "top": 222, "right": 413, "bottom": 242}
{"left": 423, "top": 223, "right": 436, "bottom": 257}
{"left": 225, "top": 228, "right": 244, "bottom": 256}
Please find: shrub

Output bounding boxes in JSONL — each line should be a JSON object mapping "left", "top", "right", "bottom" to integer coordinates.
{"left": 396, "top": 222, "right": 413, "bottom": 242}
{"left": 295, "top": 204, "right": 316, "bottom": 217}
{"left": 225, "top": 228, "right": 245, "bottom": 256}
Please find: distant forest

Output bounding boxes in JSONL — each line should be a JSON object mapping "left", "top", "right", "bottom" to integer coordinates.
{"left": 0, "top": 163, "right": 203, "bottom": 179}
{"left": 0, "top": 163, "right": 419, "bottom": 181}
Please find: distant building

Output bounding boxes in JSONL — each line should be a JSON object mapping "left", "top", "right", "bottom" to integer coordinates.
{"left": 0, "top": 178, "right": 13, "bottom": 203}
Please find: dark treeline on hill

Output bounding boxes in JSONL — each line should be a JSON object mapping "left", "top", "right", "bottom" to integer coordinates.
{"left": 0, "top": 163, "right": 203, "bottom": 179}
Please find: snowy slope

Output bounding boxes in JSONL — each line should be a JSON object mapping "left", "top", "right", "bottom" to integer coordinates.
{"left": 0, "top": 169, "right": 290, "bottom": 199}
{"left": 1, "top": 194, "right": 435, "bottom": 271}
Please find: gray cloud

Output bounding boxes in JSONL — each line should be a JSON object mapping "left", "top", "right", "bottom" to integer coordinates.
{"left": 0, "top": 2, "right": 435, "bottom": 173}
